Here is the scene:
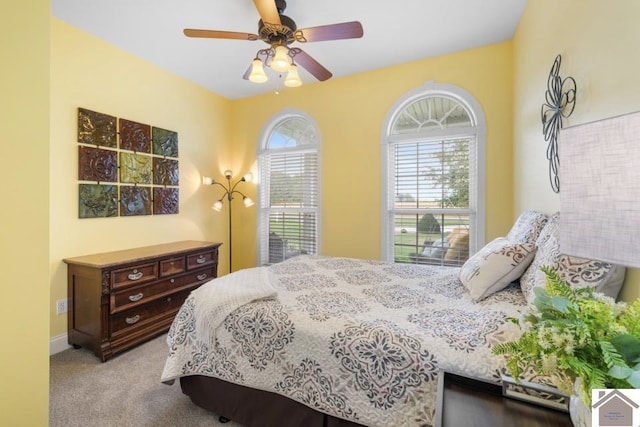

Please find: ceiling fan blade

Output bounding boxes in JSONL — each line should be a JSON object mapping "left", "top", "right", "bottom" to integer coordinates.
{"left": 290, "top": 48, "right": 332, "bottom": 81}
{"left": 242, "top": 64, "right": 252, "bottom": 80}
{"left": 294, "top": 21, "right": 363, "bottom": 43}
{"left": 184, "top": 29, "right": 259, "bottom": 41}
{"left": 253, "top": 0, "right": 281, "bottom": 26}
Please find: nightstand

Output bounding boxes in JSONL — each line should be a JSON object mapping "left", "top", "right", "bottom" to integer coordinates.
{"left": 435, "top": 370, "right": 572, "bottom": 427}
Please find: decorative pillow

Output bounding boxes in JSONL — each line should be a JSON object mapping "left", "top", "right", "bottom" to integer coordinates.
{"left": 459, "top": 237, "right": 537, "bottom": 301}
{"left": 557, "top": 255, "right": 626, "bottom": 299}
{"left": 519, "top": 213, "right": 560, "bottom": 302}
{"left": 519, "top": 212, "right": 625, "bottom": 303}
{"left": 506, "top": 210, "right": 549, "bottom": 244}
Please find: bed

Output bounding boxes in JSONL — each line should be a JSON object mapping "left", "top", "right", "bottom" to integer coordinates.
{"left": 161, "top": 211, "right": 625, "bottom": 427}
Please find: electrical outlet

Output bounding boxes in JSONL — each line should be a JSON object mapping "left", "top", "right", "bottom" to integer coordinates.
{"left": 56, "top": 299, "right": 68, "bottom": 315}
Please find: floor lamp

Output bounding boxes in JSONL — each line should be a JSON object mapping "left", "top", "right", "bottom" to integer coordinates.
{"left": 202, "top": 170, "right": 254, "bottom": 272}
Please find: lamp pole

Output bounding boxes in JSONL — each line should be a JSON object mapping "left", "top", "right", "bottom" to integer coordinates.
{"left": 203, "top": 170, "right": 254, "bottom": 273}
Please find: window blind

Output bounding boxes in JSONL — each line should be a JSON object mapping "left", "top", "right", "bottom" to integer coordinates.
{"left": 388, "top": 137, "right": 474, "bottom": 266}
{"left": 259, "top": 149, "right": 319, "bottom": 265}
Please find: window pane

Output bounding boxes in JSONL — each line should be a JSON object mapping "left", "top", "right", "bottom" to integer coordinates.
{"left": 268, "top": 153, "right": 318, "bottom": 209}
{"left": 393, "top": 213, "right": 469, "bottom": 266}
{"left": 268, "top": 117, "right": 317, "bottom": 149}
{"left": 391, "top": 96, "right": 472, "bottom": 135}
{"left": 268, "top": 212, "right": 317, "bottom": 263}
{"left": 394, "top": 139, "right": 470, "bottom": 210}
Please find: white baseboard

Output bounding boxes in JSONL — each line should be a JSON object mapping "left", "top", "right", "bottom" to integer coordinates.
{"left": 50, "top": 333, "right": 71, "bottom": 355}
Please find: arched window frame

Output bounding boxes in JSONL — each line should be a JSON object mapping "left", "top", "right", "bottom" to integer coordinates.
{"left": 381, "top": 81, "right": 486, "bottom": 263}
{"left": 257, "top": 109, "right": 322, "bottom": 265}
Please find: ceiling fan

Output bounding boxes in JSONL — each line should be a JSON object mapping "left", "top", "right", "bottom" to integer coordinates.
{"left": 183, "top": 0, "right": 364, "bottom": 87}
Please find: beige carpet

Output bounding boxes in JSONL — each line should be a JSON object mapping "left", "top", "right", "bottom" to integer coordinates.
{"left": 49, "top": 334, "right": 242, "bottom": 427}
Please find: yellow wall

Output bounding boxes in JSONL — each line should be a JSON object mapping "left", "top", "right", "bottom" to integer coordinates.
{"left": 49, "top": 18, "right": 233, "bottom": 338}
{"left": 231, "top": 42, "right": 515, "bottom": 268}
{"left": 512, "top": 0, "right": 640, "bottom": 301}
{"left": 0, "top": 2, "right": 50, "bottom": 425}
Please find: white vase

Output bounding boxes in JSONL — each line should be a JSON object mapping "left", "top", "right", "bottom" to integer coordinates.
{"left": 569, "top": 378, "right": 592, "bottom": 427}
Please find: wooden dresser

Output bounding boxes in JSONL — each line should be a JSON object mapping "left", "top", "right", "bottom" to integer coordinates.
{"left": 64, "top": 240, "right": 222, "bottom": 362}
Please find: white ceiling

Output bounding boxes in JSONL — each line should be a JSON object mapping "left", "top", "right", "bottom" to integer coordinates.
{"left": 52, "top": 0, "right": 527, "bottom": 100}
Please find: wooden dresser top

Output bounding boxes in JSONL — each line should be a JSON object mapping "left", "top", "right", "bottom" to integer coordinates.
{"left": 63, "top": 240, "right": 221, "bottom": 268}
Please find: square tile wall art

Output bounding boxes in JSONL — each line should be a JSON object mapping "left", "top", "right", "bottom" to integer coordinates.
{"left": 78, "top": 146, "right": 118, "bottom": 182}
{"left": 77, "top": 108, "right": 179, "bottom": 218}
{"left": 152, "top": 127, "right": 179, "bottom": 158}
{"left": 78, "top": 108, "right": 117, "bottom": 148}
{"left": 153, "top": 158, "right": 179, "bottom": 186}
{"left": 153, "top": 187, "right": 179, "bottom": 214}
{"left": 119, "top": 119, "right": 151, "bottom": 153}
{"left": 78, "top": 184, "right": 118, "bottom": 218}
{"left": 120, "top": 152, "right": 152, "bottom": 184}
{"left": 120, "top": 186, "right": 152, "bottom": 216}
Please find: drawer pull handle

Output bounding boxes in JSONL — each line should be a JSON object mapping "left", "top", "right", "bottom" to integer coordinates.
{"left": 197, "top": 273, "right": 208, "bottom": 281}
{"left": 128, "top": 271, "right": 143, "bottom": 281}
{"left": 128, "top": 292, "right": 144, "bottom": 302}
{"left": 196, "top": 255, "right": 206, "bottom": 264}
{"left": 125, "top": 315, "right": 140, "bottom": 325}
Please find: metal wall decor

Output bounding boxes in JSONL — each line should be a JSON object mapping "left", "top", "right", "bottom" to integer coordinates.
{"left": 119, "top": 119, "right": 151, "bottom": 153}
{"left": 541, "top": 54, "right": 577, "bottom": 193}
{"left": 77, "top": 108, "right": 180, "bottom": 218}
{"left": 78, "top": 108, "right": 117, "bottom": 147}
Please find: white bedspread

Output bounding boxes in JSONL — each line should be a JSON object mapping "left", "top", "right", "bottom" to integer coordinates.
{"left": 161, "top": 255, "right": 527, "bottom": 427}
{"left": 192, "top": 266, "right": 277, "bottom": 344}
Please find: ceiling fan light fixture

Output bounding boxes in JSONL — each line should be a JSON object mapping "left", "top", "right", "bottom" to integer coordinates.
{"left": 270, "top": 45, "right": 291, "bottom": 72}
{"left": 249, "top": 57, "right": 268, "bottom": 83}
{"left": 284, "top": 63, "right": 302, "bottom": 87}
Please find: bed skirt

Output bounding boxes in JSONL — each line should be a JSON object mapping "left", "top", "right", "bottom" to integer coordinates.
{"left": 180, "top": 375, "right": 366, "bottom": 427}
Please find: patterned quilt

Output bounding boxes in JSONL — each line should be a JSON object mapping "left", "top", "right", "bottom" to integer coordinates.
{"left": 161, "top": 255, "right": 528, "bottom": 427}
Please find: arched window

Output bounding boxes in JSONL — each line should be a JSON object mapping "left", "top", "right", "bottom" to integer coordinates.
{"left": 381, "top": 82, "right": 485, "bottom": 265}
{"left": 258, "top": 110, "right": 321, "bottom": 265}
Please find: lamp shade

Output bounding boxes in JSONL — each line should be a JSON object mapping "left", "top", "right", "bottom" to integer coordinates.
{"left": 270, "top": 45, "right": 290, "bottom": 72}
{"left": 243, "top": 196, "right": 255, "bottom": 208}
{"left": 559, "top": 111, "right": 640, "bottom": 268}
{"left": 284, "top": 64, "right": 302, "bottom": 88}
{"left": 212, "top": 200, "right": 223, "bottom": 212}
{"left": 249, "top": 58, "right": 268, "bottom": 83}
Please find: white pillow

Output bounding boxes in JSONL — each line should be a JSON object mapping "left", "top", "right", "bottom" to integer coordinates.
{"left": 459, "top": 237, "right": 537, "bottom": 301}
{"left": 506, "top": 210, "right": 549, "bottom": 244}
{"left": 520, "top": 212, "right": 626, "bottom": 303}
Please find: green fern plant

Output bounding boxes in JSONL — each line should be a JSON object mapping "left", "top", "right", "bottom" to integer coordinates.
{"left": 492, "top": 266, "right": 640, "bottom": 405}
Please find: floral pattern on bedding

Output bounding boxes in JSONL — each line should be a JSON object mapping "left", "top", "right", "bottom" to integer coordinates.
{"left": 297, "top": 291, "right": 369, "bottom": 321}
{"left": 276, "top": 358, "right": 360, "bottom": 420}
{"left": 329, "top": 320, "right": 439, "bottom": 410}
{"left": 223, "top": 300, "right": 295, "bottom": 371}
{"left": 408, "top": 308, "right": 509, "bottom": 353}
{"left": 162, "top": 255, "right": 526, "bottom": 427}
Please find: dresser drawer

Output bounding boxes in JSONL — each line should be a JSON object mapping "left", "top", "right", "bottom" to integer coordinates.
{"left": 159, "top": 256, "right": 185, "bottom": 277}
{"left": 187, "top": 249, "right": 218, "bottom": 270}
{"left": 111, "top": 262, "right": 158, "bottom": 290}
{"left": 110, "top": 267, "right": 215, "bottom": 313}
{"left": 111, "top": 290, "right": 190, "bottom": 335}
